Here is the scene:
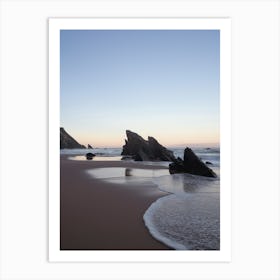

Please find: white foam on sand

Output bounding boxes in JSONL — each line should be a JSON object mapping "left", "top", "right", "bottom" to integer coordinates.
{"left": 144, "top": 174, "right": 220, "bottom": 250}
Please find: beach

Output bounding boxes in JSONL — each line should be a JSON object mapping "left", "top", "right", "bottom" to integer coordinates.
{"left": 60, "top": 146, "right": 220, "bottom": 250}
{"left": 60, "top": 155, "right": 171, "bottom": 250}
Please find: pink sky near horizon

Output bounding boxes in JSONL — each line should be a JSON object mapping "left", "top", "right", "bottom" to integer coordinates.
{"left": 69, "top": 128, "right": 219, "bottom": 148}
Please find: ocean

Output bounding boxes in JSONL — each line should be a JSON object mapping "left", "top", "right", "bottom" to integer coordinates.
{"left": 60, "top": 146, "right": 220, "bottom": 166}
{"left": 61, "top": 146, "right": 220, "bottom": 250}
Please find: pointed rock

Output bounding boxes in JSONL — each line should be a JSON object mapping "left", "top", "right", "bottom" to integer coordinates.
{"left": 121, "top": 130, "right": 176, "bottom": 161}
{"left": 121, "top": 130, "right": 150, "bottom": 158}
{"left": 88, "top": 144, "right": 93, "bottom": 149}
{"left": 60, "top": 127, "right": 86, "bottom": 149}
{"left": 169, "top": 147, "right": 217, "bottom": 178}
{"left": 148, "top": 136, "right": 176, "bottom": 161}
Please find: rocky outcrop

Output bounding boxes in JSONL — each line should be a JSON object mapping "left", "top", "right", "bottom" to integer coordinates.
{"left": 60, "top": 127, "right": 86, "bottom": 149}
{"left": 121, "top": 130, "right": 176, "bottom": 161}
{"left": 86, "top": 152, "right": 96, "bottom": 160}
{"left": 169, "top": 147, "right": 217, "bottom": 178}
{"left": 147, "top": 136, "right": 176, "bottom": 161}
{"left": 88, "top": 144, "right": 93, "bottom": 149}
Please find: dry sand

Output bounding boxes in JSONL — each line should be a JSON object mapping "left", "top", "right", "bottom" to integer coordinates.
{"left": 60, "top": 155, "right": 171, "bottom": 250}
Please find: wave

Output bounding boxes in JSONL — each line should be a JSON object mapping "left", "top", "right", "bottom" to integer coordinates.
{"left": 144, "top": 174, "right": 220, "bottom": 250}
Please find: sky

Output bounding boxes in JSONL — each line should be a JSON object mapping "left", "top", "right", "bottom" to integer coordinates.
{"left": 60, "top": 30, "right": 220, "bottom": 147}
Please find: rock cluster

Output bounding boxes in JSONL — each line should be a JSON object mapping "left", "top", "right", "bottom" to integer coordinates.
{"left": 169, "top": 147, "right": 217, "bottom": 178}
{"left": 60, "top": 127, "right": 86, "bottom": 149}
{"left": 121, "top": 130, "right": 176, "bottom": 161}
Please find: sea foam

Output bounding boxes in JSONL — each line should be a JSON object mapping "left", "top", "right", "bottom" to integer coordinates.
{"left": 144, "top": 174, "right": 220, "bottom": 250}
{"left": 143, "top": 192, "right": 220, "bottom": 250}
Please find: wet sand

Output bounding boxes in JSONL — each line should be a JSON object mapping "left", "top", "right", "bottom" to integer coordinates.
{"left": 60, "top": 155, "right": 171, "bottom": 250}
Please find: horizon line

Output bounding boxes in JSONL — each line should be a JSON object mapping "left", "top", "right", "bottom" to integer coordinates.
{"left": 81, "top": 143, "right": 220, "bottom": 149}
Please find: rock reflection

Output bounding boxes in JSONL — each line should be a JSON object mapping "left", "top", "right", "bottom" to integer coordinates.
{"left": 153, "top": 173, "right": 219, "bottom": 195}
{"left": 125, "top": 168, "right": 132, "bottom": 176}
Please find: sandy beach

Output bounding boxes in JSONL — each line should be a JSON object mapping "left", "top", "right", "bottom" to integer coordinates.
{"left": 60, "top": 155, "right": 171, "bottom": 250}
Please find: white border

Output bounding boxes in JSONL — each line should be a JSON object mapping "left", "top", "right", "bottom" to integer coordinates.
{"left": 49, "top": 18, "right": 231, "bottom": 262}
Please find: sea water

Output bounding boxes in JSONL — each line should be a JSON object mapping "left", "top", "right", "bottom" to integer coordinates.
{"left": 143, "top": 174, "right": 220, "bottom": 250}
{"left": 143, "top": 192, "right": 220, "bottom": 250}
{"left": 61, "top": 146, "right": 220, "bottom": 166}
{"left": 60, "top": 147, "right": 123, "bottom": 156}
{"left": 64, "top": 146, "right": 220, "bottom": 250}
{"left": 144, "top": 147, "right": 220, "bottom": 250}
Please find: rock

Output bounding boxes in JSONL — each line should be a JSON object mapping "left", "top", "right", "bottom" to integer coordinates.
{"left": 121, "top": 130, "right": 176, "bottom": 161}
{"left": 148, "top": 136, "right": 176, "bottom": 161}
{"left": 169, "top": 157, "right": 185, "bottom": 173}
{"left": 86, "top": 152, "right": 96, "bottom": 160}
{"left": 169, "top": 147, "right": 217, "bottom": 178}
{"left": 121, "top": 130, "right": 150, "bottom": 157}
{"left": 88, "top": 144, "right": 93, "bottom": 149}
{"left": 205, "top": 161, "right": 213, "bottom": 165}
{"left": 60, "top": 127, "right": 86, "bottom": 149}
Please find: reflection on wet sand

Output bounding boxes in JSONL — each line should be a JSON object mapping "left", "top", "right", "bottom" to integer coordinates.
{"left": 125, "top": 168, "right": 132, "bottom": 176}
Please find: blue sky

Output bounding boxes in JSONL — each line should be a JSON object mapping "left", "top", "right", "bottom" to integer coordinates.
{"left": 60, "top": 30, "right": 220, "bottom": 147}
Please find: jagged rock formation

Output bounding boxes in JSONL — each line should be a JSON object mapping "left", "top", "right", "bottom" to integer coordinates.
{"left": 169, "top": 147, "right": 217, "bottom": 178}
{"left": 88, "top": 144, "right": 93, "bottom": 149}
{"left": 60, "top": 127, "right": 86, "bottom": 149}
{"left": 121, "top": 130, "right": 176, "bottom": 161}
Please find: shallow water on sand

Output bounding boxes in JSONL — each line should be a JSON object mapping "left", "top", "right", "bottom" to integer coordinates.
{"left": 154, "top": 173, "right": 219, "bottom": 194}
{"left": 86, "top": 167, "right": 170, "bottom": 186}
{"left": 69, "top": 155, "right": 124, "bottom": 161}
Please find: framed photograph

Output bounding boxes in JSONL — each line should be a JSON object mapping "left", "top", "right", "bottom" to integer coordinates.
{"left": 49, "top": 18, "right": 231, "bottom": 262}
{"left": 1, "top": 0, "right": 279, "bottom": 278}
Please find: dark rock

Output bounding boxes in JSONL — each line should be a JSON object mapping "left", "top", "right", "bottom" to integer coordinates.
{"left": 121, "top": 130, "right": 176, "bottom": 161}
{"left": 88, "top": 144, "right": 93, "bottom": 149}
{"left": 86, "top": 152, "right": 96, "bottom": 160}
{"left": 60, "top": 127, "right": 86, "bottom": 149}
{"left": 169, "top": 147, "right": 217, "bottom": 178}
{"left": 169, "top": 157, "right": 185, "bottom": 173}
{"left": 205, "top": 161, "right": 213, "bottom": 165}
{"left": 121, "top": 130, "right": 150, "bottom": 157}
{"left": 147, "top": 136, "right": 176, "bottom": 161}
